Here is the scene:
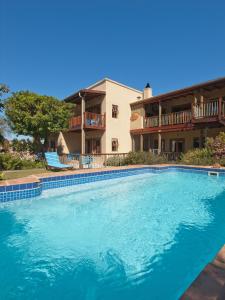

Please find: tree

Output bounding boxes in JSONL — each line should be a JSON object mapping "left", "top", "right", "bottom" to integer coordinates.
{"left": 0, "top": 83, "right": 10, "bottom": 111}
{"left": 5, "top": 91, "right": 74, "bottom": 152}
{"left": 0, "top": 83, "right": 10, "bottom": 142}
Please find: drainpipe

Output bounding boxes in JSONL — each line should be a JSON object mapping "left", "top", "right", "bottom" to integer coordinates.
{"left": 79, "top": 92, "right": 85, "bottom": 155}
{"left": 78, "top": 92, "right": 86, "bottom": 168}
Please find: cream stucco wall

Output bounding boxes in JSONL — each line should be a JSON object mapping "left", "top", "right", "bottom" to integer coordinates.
{"left": 130, "top": 104, "right": 145, "bottom": 130}
{"left": 103, "top": 80, "right": 142, "bottom": 153}
{"left": 57, "top": 131, "right": 81, "bottom": 154}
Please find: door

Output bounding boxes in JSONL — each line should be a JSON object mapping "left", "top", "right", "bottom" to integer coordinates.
{"left": 85, "top": 138, "right": 101, "bottom": 154}
{"left": 170, "top": 139, "right": 185, "bottom": 153}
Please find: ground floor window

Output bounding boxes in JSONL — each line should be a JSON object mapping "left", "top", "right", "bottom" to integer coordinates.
{"left": 112, "top": 138, "right": 119, "bottom": 152}
{"left": 193, "top": 137, "right": 200, "bottom": 148}
{"left": 170, "top": 139, "right": 185, "bottom": 153}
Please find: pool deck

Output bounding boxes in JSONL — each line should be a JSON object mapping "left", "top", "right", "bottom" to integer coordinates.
{"left": 1, "top": 163, "right": 225, "bottom": 299}
{"left": 0, "top": 164, "right": 224, "bottom": 186}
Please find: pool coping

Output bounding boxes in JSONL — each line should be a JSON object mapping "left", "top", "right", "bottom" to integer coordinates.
{"left": 1, "top": 164, "right": 225, "bottom": 187}
{"left": 181, "top": 245, "right": 225, "bottom": 300}
{"left": 0, "top": 163, "right": 224, "bottom": 202}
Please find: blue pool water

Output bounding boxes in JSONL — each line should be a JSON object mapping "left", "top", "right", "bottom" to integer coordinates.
{"left": 1, "top": 171, "right": 225, "bottom": 300}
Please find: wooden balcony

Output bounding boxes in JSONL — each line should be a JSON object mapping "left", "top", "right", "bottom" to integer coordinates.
{"left": 144, "top": 110, "right": 192, "bottom": 129}
{"left": 142, "top": 99, "right": 225, "bottom": 132}
{"left": 161, "top": 110, "right": 192, "bottom": 126}
{"left": 84, "top": 112, "right": 105, "bottom": 130}
{"left": 69, "top": 112, "right": 106, "bottom": 131}
{"left": 193, "top": 99, "right": 225, "bottom": 123}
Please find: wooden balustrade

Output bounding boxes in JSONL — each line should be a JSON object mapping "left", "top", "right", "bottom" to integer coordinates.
{"left": 161, "top": 110, "right": 192, "bottom": 126}
{"left": 144, "top": 110, "right": 192, "bottom": 128}
{"left": 144, "top": 99, "right": 225, "bottom": 130}
{"left": 69, "top": 112, "right": 106, "bottom": 130}
{"left": 193, "top": 99, "right": 219, "bottom": 119}
{"left": 144, "top": 116, "right": 159, "bottom": 128}
{"left": 84, "top": 112, "right": 105, "bottom": 129}
{"left": 69, "top": 116, "right": 82, "bottom": 129}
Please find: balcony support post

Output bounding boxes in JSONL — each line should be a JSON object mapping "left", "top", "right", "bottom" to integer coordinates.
{"left": 81, "top": 96, "right": 85, "bottom": 155}
{"left": 158, "top": 101, "right": 162, "bottom": 127}
{"left": 158, "top": 132, "right": 162, "bottom": 154}
{"left": 132, "top": 135, "right": 135, "bottom": 152}
{"left": 200, "top": 95, "right": 204, "bottom": 117}
{"left": 219, "top": 96, "right": 222, "bottom": 120}
{"left": 140, "top": 134, "right": 143, "bottom": 152}
{"left": 192, "top": 95, "right": 197, "bottom": 120}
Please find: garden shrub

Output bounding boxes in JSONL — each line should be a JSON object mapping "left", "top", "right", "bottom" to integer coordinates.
{"left": 122, "top": 151, "right": 167, "bottom": 165}
{"left": 105, "top": 155, "right": 125, "bottom": 166}
{"left": 0, "top": 153, "right": 45, "bottom": 170}
{"left": 179, "top": 148, "right": 213, "bottom": 165}
{"left": 179, "top": 132, "right": 225, "bottom": 166}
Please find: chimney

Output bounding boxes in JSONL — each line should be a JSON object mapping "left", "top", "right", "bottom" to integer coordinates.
{"left": 143, "top": 83, "right": 152, "bottom": 99}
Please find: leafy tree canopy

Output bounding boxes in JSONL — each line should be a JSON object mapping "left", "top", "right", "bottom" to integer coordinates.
{"left": 0, "top": 83, "right": 10, "bottom": 111}
{"left": 0, "top": 84, "right": 10, "bottom": 141}
{"left": 5, "top": 91, "right": 74, "bottom": 151}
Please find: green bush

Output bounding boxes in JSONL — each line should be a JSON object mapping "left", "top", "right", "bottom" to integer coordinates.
{"left": 180, "top": 132, "right": 225, "bottom": 166}
{"left": 106, "top": 155, "right": 125, "bottom": 166}
{"left": 123, "top": 151, "right": 167, "bottom": 165}
{"left": 0, "top": 153, "right": 45, "bottom": 170}
{"left": 179, "top": 148, "right": 213, "bottom": 165}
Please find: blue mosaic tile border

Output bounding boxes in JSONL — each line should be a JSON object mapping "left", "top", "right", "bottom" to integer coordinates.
{"left": 0, "top": 181, "right": 42, "bottom": 203}
{"left": 0, "top": 166, "right": 224, "bottom": 202}
{"left": 41, "top": 167, "right": 151, "bottom": 190}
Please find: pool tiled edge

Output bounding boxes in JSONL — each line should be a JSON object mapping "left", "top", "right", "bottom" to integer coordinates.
{"left": 0, "top": 165, "right": 225, "bottom": 202}
{"left": 0, "top": 181, "right": 41, "bottom": 202}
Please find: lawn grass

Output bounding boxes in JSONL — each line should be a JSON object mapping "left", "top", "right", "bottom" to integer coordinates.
{"left": 2, "top": 168, "right": 49, "bottom": 180}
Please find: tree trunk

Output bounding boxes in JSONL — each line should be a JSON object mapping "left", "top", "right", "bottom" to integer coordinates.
{"left": 33, "top": 135, "right": 43, "bottom": 154}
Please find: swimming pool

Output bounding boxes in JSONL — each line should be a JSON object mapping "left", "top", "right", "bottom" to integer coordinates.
{"left": 0, "top": 169, "right": 225, "bottom": 299}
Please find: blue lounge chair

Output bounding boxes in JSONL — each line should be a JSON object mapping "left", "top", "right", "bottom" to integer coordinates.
{"left": 80, "top": 155, "right": 93, "bottom": 168}
{"left": 45, "top": 152, "right": 73, "bottom": 170}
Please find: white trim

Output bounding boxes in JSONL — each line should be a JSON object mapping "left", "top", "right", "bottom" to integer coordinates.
{"left": 208, "top": 171, "right": 219, "bottom": 177}
{"left": 87, "top": 78, "right": 142, "bottom": 94}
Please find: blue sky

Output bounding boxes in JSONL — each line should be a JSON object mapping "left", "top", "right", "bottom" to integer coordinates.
{"left": 1, "top": 0, "right": 225, "bottom": 99}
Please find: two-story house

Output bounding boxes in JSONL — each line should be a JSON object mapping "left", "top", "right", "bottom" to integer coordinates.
{"left": 51, "top": 76, "right": 225, "bottom": 156}
{"left": 50, "top": 78, "right": 142, "bottom": 154}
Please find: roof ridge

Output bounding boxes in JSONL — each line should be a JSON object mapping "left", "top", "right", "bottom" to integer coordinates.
{"left": 87, "top": 77, "right": 142, "bottom": 94}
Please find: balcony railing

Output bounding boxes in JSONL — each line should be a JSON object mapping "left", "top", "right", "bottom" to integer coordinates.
{"left": 193, "top": 99, "right": 219, "bottom": 119}
{"left": 84, "top": 112, "right": 105, "bottom": 129}
{"left": 144, "top": 116, "right": 159, "bottom": 128}
{"left": 143, "top": 99, "right": 225, "bottom": 129}
{"left": 69, "top": 116, "right": 82, "bottom": 130}
{"left": 144, "top": 110, "right": 192, "bottom": 128}
{"left": 161, "top": 110, "right": 192, "bottom": 126}
{"left": 69, "top": 112, "right": 105, "bottom": 130}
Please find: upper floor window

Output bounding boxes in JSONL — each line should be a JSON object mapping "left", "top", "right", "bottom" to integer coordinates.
{"left": 112, "top": 138, "right": 119, "bottom": 152}
{"left": 112, "top": 105, "right": 119, "bottom": 118}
